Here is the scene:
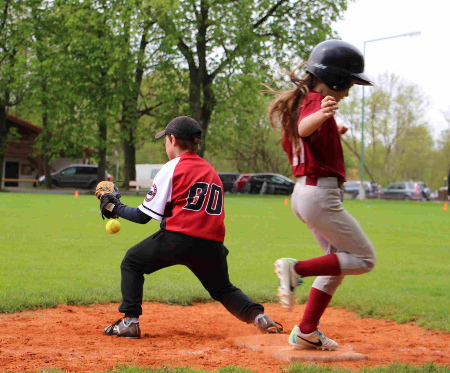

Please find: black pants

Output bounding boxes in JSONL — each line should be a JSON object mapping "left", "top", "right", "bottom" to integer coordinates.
{"left": 118, "top": 229, "right": 264, "bottom": 324}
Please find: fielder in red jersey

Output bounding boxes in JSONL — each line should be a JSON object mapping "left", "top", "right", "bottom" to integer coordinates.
{"left": 267, "top": 40, "right": 376, "bottom": 351}
{"left": 102, "top": 116, "right": 282, "bottom": 338}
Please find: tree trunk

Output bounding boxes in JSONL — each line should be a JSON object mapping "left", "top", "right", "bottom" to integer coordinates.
{"left": 97, "top": 120, "right": 107, "bottom": 183}
{"left": 119, "top": 25, "right": 149, "bottom": 187}
{"left": 120, "top": 97, "right": 138, "bottom": 187}
{"left": 41, "top": 110, "right": 53, "bottom": 189}
{"left": 40, "top": 81, "right": 54, "bottom": 189}
{"left": 188, "top": 71, "right": 216, "bottom": 158}
{"left": 0, "top": 105, "right": 8, "bottom": 189}
{"left": 121, "top": 122, "right": 136, "bottom": 187}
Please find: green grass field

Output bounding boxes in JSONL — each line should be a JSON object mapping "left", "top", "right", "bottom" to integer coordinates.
{"left": 11, "top": 363, "right": 448, "bottom": 373}
{"left": 1, "top": 193, "right": 449, "bottom": 334}
{"left": 1, "top": 192, "right": 450, "bottom": 373}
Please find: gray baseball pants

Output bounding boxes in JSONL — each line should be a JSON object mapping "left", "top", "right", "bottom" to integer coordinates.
{"left": 291, "top": 176, "right": 376, "bottom": 295}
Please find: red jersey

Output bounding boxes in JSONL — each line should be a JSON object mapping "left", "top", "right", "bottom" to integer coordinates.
{"left": 138, "top": 152, "right": 225, "bottom": 242}
{"left": 282, "top": 91, "right": 346, "bottom": 182}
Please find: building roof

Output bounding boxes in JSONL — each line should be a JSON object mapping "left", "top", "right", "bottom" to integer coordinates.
{"left": 7, "top": 114, "right": 42, "bottom": 134}
{"left": 6, "top": 113, "right": 97, "bottom": 156}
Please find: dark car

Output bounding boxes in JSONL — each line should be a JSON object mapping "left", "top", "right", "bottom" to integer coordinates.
{"left": 244, "top": 173, "right": 295, "bottom": 195}
{"left": 38, "top": 164, "right": 113, "bottom": 189}
{"left": 232, "top": 173, "right": 253, "bottom": 193}
{"left": 380, "top": 181, "right": 430, "bottom": 201}
{"left": 218, "top": 172, "right": 240, "bottom": 193}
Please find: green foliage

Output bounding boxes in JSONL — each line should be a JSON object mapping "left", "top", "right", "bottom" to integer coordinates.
{"left": 0, "top": 0, "right": 33, "bottom": 105}
{"left": 1, "top": 194, "right": 449, "bottom": 333}
{"left": 338, "top": 73, "right": 443, "bottom": 188}
{"left": 155, "top": 0, "right": 350, "bottom": 157}
{"left": 5, "top": 1, "right": 450, "bottom": 192}
{"left": 206, "top": 72, "right": 292, "bottom": 174}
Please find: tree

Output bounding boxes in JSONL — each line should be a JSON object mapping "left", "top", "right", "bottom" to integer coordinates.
{"left": 0, "top": 0, "right": 33, "bottom": 188}
{"left": 157, "top": 0, "right": 349, "bottom": 159}
{"left": 338, "top": 72, "right": 433, "bottom": 186}
{"left": 206, "top": 71, "right": 292, "bottom": 174}
{"left": 23, "top": 1, "right": 170, "bottom": 188}
{"left": 58, "top": 0, "right": 127, "bottom": 186}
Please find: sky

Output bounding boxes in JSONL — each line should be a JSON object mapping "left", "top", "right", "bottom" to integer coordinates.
{"left": 332, "top": 0, "right": 449, "bottom": 139}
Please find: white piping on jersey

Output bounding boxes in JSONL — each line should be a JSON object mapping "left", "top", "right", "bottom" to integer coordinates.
{"left": 292, "top": 141, "right": 305, "bottom": 166}
{"left": 140, "top": 204, "right": 164, "bottom": 217}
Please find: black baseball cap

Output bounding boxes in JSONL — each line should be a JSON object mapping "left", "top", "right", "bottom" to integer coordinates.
{"left": 155, "top": 116, "right": 202, "bottom": 141}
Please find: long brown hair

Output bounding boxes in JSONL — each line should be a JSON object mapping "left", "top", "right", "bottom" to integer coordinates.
{"left": 266, "top": 69, "right": 318, "bottom": 149}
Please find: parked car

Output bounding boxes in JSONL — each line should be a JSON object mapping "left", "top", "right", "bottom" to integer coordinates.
{"left": 38, "top": 164, "right": 113, "bottom": 189}
{"left": 232, "top": 173, "right": 253, "bottom": 193}
{"left": 343, "top": 180, "right": 379, "bottom": 198}
{"left": 380, "top": 181, "right": 430, "bottom": 201}
{"left": 243, "top": 173, "right": 296, "bottom": 195}
{"left": 218, "top": 172, "right": 240, "bottom": 193}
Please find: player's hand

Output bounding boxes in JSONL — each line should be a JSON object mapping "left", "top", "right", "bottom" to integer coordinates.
{"left": 337, "top": 124, "right": 348, "bottom": 135}
{"left": 95, "top": 181, "right": 121, "bottom": 220}
{"left": 100, "top": 193, "right": 120, "bottom": 220}
{"left": 321, "top": 96, "right": 338, "bottom": 119}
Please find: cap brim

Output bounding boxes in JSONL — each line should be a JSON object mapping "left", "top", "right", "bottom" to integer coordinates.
{"left": 352, "top": 72, "right": 373, "bottom": 86}
{"left": 155, "top": 130, "right": 166, "bottom": 139}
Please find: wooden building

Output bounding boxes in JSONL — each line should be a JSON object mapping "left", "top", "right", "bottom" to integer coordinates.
{"left": 2, "top": 114, "right": 93, "bottom": 188}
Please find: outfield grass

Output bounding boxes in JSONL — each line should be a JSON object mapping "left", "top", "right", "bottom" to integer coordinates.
{"left": 0, "top": 193, "right": 449, "bottom": 332}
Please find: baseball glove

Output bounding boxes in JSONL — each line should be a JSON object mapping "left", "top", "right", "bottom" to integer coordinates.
{"left": 95, "top": 181, "right": 121, "bottom": 220}
{"left": 95, "top": 181, "right": 116, "bottom": 200}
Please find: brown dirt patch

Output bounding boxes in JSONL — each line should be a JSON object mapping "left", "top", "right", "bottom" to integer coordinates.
{"left": 0, "top": 302, "right": 449, "bottom": 372}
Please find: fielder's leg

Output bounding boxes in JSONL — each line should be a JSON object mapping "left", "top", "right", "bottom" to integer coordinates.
{"left": 186, "top": 240, "right": 282, "bottom": 333}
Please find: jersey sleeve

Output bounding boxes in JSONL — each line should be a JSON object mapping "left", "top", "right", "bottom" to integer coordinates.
{"left": 138, "top": 159, "right": 179, "bottom": 221}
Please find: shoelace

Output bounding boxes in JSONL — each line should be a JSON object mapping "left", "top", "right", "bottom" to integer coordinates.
{"left": 255, "top": 315, "right": 283, "bottom": 333}
{"left": 274, "top": 321, "right": 283, "bottom": 332}
{"left": 316, "top": 329, "right": 327, "bottom": 340}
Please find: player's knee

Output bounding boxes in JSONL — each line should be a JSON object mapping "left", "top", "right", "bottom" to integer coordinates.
{"left": 361, "top": 255, "right": 376, "bottom": 273}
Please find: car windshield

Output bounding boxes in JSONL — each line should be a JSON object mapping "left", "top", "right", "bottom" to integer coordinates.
{"left": 278, "top": 175, "right": 293, "bottom": 182}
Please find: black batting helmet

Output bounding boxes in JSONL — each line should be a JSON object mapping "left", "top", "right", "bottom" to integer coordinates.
{"left": 306, "top": 40, "right": 373, "bottom": 92}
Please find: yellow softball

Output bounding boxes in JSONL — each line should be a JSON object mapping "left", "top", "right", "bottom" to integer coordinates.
{"left": 106, "top": 219, "right": 121, "bottom": 234}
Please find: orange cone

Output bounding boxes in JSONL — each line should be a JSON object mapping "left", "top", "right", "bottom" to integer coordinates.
{"left": 74, "top": 191, "right": 79, "bottom": 198}
{"left": 444, "top": 203, "right": 448, "bottom": 211}
{"left": 284, "top": 197, "right": 289, "bottom": 205}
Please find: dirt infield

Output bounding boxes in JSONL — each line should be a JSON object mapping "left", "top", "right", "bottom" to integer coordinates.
{"left": 0, "top": 302, "right": 449, "bottom": 372}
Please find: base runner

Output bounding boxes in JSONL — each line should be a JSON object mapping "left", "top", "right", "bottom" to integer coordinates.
{"left": 267, "top": 40, "right": 377, "bottom": 350}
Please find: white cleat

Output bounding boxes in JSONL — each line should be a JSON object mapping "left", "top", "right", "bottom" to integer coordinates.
{"left": 289, "top": 325, "right": 338, "bottom": 351}
{"left": 274, "top": 258, "right": 300, "bottom": 310}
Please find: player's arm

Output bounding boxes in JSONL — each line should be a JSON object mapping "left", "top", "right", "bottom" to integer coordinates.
{"left": 94, "top": 181, "right": 150, "bottom": 224}
{"left": 298, "top": 95, "right": 338, "bottom": 137}
{"left": 113, "top": 203, "right": 151, "bottom": 224}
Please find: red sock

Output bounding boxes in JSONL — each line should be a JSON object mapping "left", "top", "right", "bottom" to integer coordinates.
{"left": 299, "top": 287, "right": 333, "bottom": 334}
{"left": 294, "top": 253, "right": 340, "bottom": 277}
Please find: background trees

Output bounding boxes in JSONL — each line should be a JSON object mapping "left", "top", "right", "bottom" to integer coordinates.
{"left": 0, "top": 0, "right": 34, "bottom": 187}
{"left": 2, "top": 0, "right": 449, "bottom": 191}
{"left": 337, "top": 72, "right": 439, "bottom": 187}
